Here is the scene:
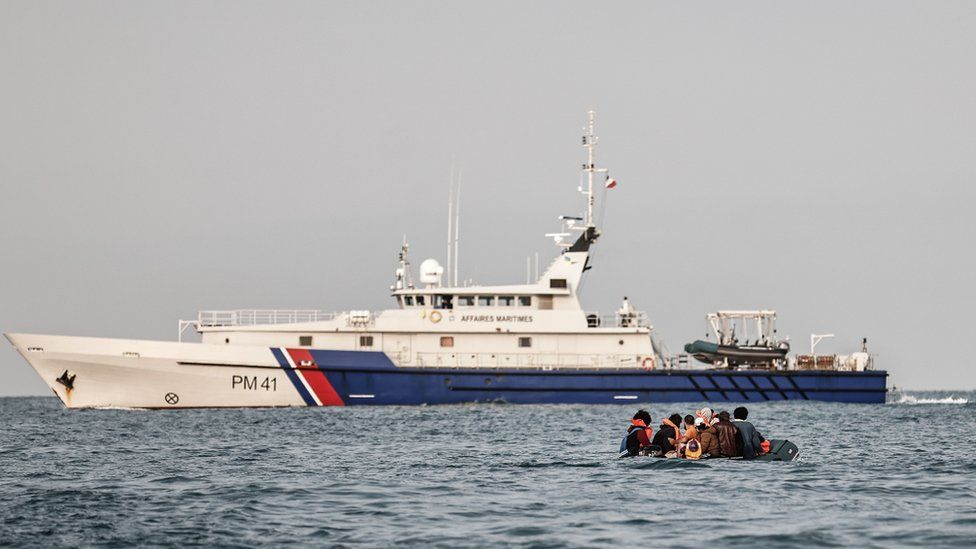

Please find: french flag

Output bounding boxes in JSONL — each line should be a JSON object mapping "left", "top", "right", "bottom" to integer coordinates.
{"left": 605, "top": 177, "right": 617, "bottom": 189}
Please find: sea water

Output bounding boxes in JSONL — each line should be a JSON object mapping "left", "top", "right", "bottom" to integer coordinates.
{"left": 1, "top": 393, "right": 973, "bottom": 547}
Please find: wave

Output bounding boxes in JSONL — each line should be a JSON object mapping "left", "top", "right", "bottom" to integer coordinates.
{"left": 890, "top": 394, "right": 969, "bottom": 405}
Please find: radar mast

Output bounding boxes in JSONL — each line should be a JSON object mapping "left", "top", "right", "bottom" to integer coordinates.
{"left": 545, "top": 110, "right": 610, "bottom": 253}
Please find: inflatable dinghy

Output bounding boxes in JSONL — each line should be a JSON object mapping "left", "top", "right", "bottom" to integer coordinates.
{"left": 750, "top": 439, "right": 800, "bottom": 461}
{"left": 625, "top": 439, "right": 800, "bottom": 462}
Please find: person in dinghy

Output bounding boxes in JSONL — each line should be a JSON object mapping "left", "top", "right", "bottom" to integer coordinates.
{"left": 618, "top": 408, "right": 798, "bottom": 461}
{"left": 618, "top": 410, "right": 656, "bottom": 457}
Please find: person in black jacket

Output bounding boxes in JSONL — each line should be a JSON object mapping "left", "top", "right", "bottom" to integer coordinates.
{"left": 651, "top": 413, "right": 683, "bottom": 455}
{"left": 732, "top": 406, "right": 764, "bottom": 459}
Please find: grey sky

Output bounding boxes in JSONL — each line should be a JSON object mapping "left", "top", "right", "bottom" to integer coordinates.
{"left": 1, "top": 1, "right": 974, "bottom": 394}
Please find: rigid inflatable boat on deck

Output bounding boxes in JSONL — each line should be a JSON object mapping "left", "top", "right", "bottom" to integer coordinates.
{"left": 685, "top": 339, "right": 790, "bottom": 366}
{"left": 684, "top": 311, "right": 791, "bottom": 368}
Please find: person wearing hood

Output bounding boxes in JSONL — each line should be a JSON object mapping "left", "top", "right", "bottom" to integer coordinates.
{"left": 619, "top": 409, "right": 654, "bottom": 457}
{"left": 711, "top": 410, "right": 741, "bottom": 457}
{"left": 697, "top": 416, "right": 720, "bottom": 458}
{"left": 696, "top": 407, "right": 714, "bottom": 426}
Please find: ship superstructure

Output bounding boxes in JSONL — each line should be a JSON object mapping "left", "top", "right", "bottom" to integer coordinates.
{"left": 187, "top": 111, "right": 655, "bottom": 372}
{"left": 5, "top": 112, "right": 888, "bottom": 408}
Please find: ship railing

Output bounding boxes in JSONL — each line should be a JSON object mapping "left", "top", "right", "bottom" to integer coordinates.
{"left": 412, "top": 352, "right": 645, "bottom": 369}
{"left": 662, "top": 353, "right": 738, "bottom": 370}
{"left": 197, "top": 309, "right": 338, "bottom": 327}
{"left": 662, "top": 353, "right": 802, "bottom": 371}
{"left": 584, "top": 311, "right": 649, "bottom": 328}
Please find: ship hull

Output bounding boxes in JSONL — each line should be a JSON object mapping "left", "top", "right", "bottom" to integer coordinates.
{"left": 6, "top": 333, "right": 888, "bottom": 408}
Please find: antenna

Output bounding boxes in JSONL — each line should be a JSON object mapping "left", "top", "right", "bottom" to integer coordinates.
{"left": 543, "top": 111, "right": 609, "bottom": 258}
{"left": 453, "top": 168, "right": 462, "bottom": 287}
{"left": 446, "top": 166, "right": 454, "bottom": 283}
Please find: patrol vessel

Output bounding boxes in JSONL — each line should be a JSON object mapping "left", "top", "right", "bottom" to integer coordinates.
{"left": 5, "top": 112, "right": 888, "bottom": 408}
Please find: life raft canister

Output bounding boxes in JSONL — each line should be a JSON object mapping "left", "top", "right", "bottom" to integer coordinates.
{"left": 429, "top": 310, "right": 443, "bottom": 323}
{"left": 685, "top": 438, "right": 703, "bottom": 460}
{"left": 641, "top": 356, "right": 655, "bottom": 370}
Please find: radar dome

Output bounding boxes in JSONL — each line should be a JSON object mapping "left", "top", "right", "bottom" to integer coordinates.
{"left": 419, "top": 259, "right": 444, "bottom": 286}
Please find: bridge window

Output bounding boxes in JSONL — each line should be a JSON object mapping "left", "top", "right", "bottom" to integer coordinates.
{"left": 458, "top": 295, "right": 475, "bottom": 306}
{"left": 434, "top": 295, "right": 453, "bottom": 310}
{"left": 440, "top": 336, "right": 454, "bottom": 348}
{"left": 404, "top": 296, "right": 414, "bottom": 306}
{"left": 478, "top": 296, "right": 494, "bottom": 307}
{"left": 538, "top": 296, "right": 553, "bottom": 310}
{"left": 518, "top": 337, "right": 532, "bottom": 348}
{"left": 416, "top": 295, "right": 426, "bottom": 306}
{"left": 498, "top": 296, "right": 514, "bottom": 306}
{"left": 550, "top": 279, "right": 567, "bottom": 289}
{"left": 299, "top": 335, "right": 312, "bottom": 346}
{"left": 518, "top": 296, "right": 531, "bottom": 307}
{"left": 359, "top": 335, "right": 374, "bottom": 347}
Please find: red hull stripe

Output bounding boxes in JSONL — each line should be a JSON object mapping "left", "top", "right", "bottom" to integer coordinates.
{"left": 286, "top": 348, "right": 345, "bottom": 406}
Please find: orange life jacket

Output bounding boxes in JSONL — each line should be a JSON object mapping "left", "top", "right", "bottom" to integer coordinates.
{"left": 630, "top": 419, "right": 653, "bottom": 446}
{"left": 620, "top": 419, "right": 655, "bottom": 457}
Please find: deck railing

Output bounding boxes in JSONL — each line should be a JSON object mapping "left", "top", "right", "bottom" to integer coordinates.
{"left": 197, "top": 309, "right": 337, "bottom": 327}
{"left": 412, "top": 352, "right": 643, "bottom": 369}
{"left": 584, "top": 311, "right": 650, "bottom": 328}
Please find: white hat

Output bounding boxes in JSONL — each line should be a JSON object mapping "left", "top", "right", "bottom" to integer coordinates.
{"left": 694, "top": 417, "right": 705, "bottom": 427}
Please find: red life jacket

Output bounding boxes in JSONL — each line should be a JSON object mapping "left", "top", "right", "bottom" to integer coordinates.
{"left": 630, "top": 419, "right": 653, "bottom": 447}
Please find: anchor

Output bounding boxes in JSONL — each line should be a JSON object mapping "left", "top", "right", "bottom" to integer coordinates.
{"left": 55, "top": 370, "right": 76, "bottom": 390}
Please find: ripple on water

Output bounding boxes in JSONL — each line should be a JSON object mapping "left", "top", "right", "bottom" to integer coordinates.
{"left": 1, "top": 393, "right": 975, "bottom": 546}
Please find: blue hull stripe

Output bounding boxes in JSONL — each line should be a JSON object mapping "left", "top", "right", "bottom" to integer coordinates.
{"left": 271, "top": 348, "right": 316, "bottom": 406}
{"left": 278, "top": 348, "right": 889, "bottom": 405}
